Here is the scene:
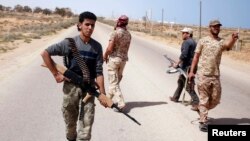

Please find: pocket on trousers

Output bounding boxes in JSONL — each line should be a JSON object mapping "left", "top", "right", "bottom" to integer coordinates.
{"left": 62, "top": 97, "right": 70, "bottom": 108}
{"left": 108, "top": 73, "right": 117, "bottom": 84}
{"left": 63, "top": 81, "right": 74, "bottom": 94}
{"left": 107, "top": 61, "right": 117, "bottom": 71}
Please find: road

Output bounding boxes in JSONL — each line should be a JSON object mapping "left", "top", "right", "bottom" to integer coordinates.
{"left": 0, "top": 22, "right": 249, "bottom": 141}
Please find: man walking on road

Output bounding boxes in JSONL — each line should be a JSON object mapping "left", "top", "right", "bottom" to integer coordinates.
{"left": 41, "top": 11, "right": 108, "bottom": 141}
{"left": 188, "top": 20, "right": 238, "bottom": 132}
{"left": 103, "top": 15, "right": 132, "bottom": 111}
{"left": 169, "top": 27, "right": 199, "bottom": 111}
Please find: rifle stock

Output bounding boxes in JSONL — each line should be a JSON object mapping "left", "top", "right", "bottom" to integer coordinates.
{"left": 42, "top": 62, "right": 141, "bottom": 125}
{"left": 41, "top": 62, "right": 67, "bottom": 74}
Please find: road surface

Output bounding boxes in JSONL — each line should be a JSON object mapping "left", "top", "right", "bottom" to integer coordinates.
{"left": 0, "top": 22, "right": 249, "bottom": 141}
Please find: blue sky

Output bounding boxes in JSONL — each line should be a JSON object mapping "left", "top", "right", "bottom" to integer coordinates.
{"left": 1, "top": 0, "right": 249, "bottom": 29}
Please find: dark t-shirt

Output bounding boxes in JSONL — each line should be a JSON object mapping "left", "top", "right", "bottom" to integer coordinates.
{"left": 179, "top": 38, "right": 197, "bottom": 71}
{"left": 46, "top": 35, "right": 103, "bottom": 79}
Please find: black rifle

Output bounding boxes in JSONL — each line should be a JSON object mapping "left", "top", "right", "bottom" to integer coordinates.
{"left": 64, "top": 68, "right": 141, "bottom": 125}
{"left": 163, "top": 54, "right": 191, "bottom": 105}
{"left": 163, "top": 54, "right": 176, "bottom": 65}
{"left": 42, "top": 62, "right": 141, "bottom": 126}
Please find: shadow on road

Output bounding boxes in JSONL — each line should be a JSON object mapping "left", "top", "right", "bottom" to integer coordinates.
{"left": 210, "top": 117, "right": 250, "bottom": 125}
{"left": 124, "top": 101, "right": 167, "bottom": 113}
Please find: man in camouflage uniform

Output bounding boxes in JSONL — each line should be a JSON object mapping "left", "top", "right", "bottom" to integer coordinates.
{"left": 188, "top": 20, "right": 238, "bottom": 132}
{"left": 41, "top": 11, "right": 108, "bottom": 141}
{"left": 103, "top": 15, "right": 132, "bottom": 110}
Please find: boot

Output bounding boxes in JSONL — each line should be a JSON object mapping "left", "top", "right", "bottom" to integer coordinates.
{"left": 191, "top": 104, "right": 199, "bottom": 111}
{"left": 199, "top": 122, "right": 208, "bottom": 132}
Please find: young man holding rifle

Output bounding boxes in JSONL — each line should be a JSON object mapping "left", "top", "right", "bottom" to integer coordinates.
{"left": 41, "top": 11, "right": 108, "bottom": 141}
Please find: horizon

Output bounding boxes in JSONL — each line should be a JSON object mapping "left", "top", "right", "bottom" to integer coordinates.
{"left": 1, "top": 0, "right": 249, "bottom": 29}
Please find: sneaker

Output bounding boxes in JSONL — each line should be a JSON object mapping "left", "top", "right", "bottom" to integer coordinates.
{"left": 191, "top": 105, "right": 199, "bottom": 111}
{"left": 199, "top": 123, "right": 208, "bottom": 132}
{"left": 169, "top": 96, "right": 178, "bottom": 102}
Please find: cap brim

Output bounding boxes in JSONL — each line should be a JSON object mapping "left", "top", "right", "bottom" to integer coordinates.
{"left": 210, "top": 24, "right": 222, "bottom": 26}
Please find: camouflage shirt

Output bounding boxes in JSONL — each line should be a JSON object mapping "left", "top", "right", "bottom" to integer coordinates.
{"left": 109, "top": 28, "right": 131, "bottom": 61}
{"left": 195, "top": 36, "right": 226, "bottom": 76}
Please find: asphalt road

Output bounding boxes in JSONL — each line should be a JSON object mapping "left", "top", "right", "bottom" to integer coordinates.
{"left": 0, "top": 22, "right": 249, "bottom": 141}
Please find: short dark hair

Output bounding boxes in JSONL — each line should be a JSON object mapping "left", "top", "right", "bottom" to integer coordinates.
{"left": 79, "top": 11, "right": 97, "bottom": 23}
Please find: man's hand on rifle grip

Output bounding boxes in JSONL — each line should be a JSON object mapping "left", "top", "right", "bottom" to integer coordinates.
{"left": 168, "top": 62, "right": 174, "bottom": 67}
{"left": 173, "top": 63, "right": 179, "bottom": 68}
{"left": 53, "top": 72, "right": 65, "bottom": 83}
{"left": 98, "top": 93, "right": 113, "bottom": 108}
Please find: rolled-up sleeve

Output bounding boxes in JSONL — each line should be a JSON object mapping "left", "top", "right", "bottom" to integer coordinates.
{"left": 45, "top": 39, "right": 70, "bottom": 56}
{"left": 195, "top": 39, "right": 203, "bottom": 54}
{"left": 109, "top": 31, "right": 116, "bottom": 41}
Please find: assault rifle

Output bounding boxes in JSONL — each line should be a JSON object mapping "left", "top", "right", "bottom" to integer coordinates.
{"left": 163, "top": 54, "right": 191, "bottom": 105}
{"left": 163, "top": 54, "right": 186, "bottom": 77}
{"left": 42, "top": 62, "right": 141, "bottom": 126}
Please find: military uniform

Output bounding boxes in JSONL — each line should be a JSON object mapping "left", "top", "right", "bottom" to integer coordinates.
{"left": 195, "top": 36, "right": 226, "bottom": 123}
{"left": 107, "top": 28, "right": 131, "bottom": 108}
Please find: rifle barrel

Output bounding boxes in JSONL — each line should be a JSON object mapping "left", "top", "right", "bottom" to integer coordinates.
{"left": 112, "top": 104, "right": 141, "bottom": 126}
{"left": 163, "top": 55, "right": 176, "bottom": 64}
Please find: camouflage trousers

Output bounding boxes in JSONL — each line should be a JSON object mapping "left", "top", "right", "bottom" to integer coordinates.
{"left": 62, "top": 81, "right": 95, "bottom": 141}
{"left": 107, "top": 57, "right": 126, "bottom": 108}
{"left": 197, "top": 75, "right": 221, "bottom": 123}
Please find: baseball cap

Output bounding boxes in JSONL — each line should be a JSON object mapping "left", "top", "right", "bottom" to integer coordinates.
{"left": 209, "top": 20, "right": 222, "bottom": 26}
{"left": 180, "top": 27, "right": 193, "bottom": 34}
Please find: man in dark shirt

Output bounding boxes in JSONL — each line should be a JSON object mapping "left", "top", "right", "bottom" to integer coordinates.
{"left": 41, "top": 11, "right": 108, "bottom": 141}
{"left": 169, "top": 27, "right": 199, "bottom": 111}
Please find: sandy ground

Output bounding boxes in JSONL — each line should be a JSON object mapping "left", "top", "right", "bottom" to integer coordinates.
{"left": 0, "top": 26, "right": 76, "bottom": 81}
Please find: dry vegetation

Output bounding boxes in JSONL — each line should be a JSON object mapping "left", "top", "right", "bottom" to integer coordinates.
{"left": 0, "top": 11, "right": 77, "bottom": 53}
{"left": 1, "top": 10, "right": 249, "bottom": 64}
{"left": 99, "top": 18, "right": 250, "bottom": 63}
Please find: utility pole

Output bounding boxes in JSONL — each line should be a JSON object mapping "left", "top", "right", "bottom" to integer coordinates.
{"left": 150, "top": 9, "right": 153, "bottom": 35}
{"left": 145, "top": 11, "right": 147, "bottom": 29}
{"left": 199, "top": 0, "right": 202, "bottom": 39}
{"left": 112, "top": 11, "right": 114, "bottom": 19}
{"left": 161, "top": 8, "right": 164, "bottom": 31}
{"left": 235, "top": 27, "right": 240, "bottom": 51}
